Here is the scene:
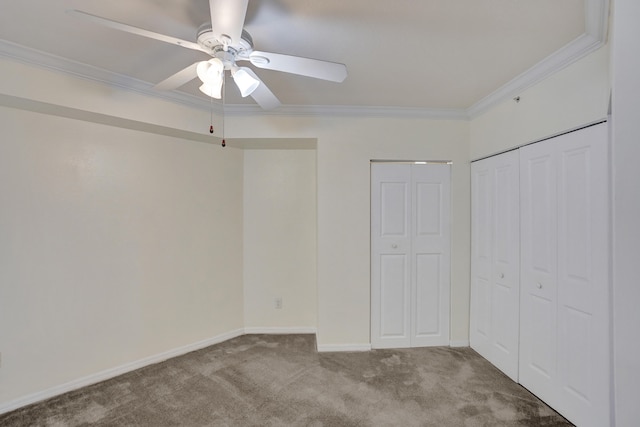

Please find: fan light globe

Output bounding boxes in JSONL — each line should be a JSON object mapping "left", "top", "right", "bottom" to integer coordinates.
{"left": 197, "top": 59, "right": 224, "bottom": 98}
{"left": 199, "top": 82, "right": 222, "bottom": 99}
{"left": 232, "top": 67, "right": 260, "bottom": 97}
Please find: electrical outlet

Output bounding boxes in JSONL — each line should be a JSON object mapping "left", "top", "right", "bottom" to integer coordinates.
{"left": 275, "top": 297, "right": 283, "bottom": 309}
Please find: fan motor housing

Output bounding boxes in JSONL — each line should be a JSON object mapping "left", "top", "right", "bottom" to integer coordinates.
{"left": 196, "top": 23, "right": 253, "bottom": 54}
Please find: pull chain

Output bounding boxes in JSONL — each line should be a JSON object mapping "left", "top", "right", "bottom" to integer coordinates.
{"left": 221, "top": 73, "right": 226, "bottom": 148}
{"left": 204, "top": 72, "right": 225, "bottom": 148}
{"left": 209, "top": 91, "right": 214, "bottom": 134}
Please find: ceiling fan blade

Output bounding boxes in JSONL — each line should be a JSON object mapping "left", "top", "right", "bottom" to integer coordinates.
{"left": 248, "top": 51, "right": 347, "bottom": 83}
{"left": 209, "top": 0, "right": 249, "bottom": 46}
{"left": 154, "top": 62, "right": 200, "bottom": 91}
{"left": 240, "top": 68, "right": 281, "bottom": 110}
{"left": 67, "top": 9, "right": 207, "bottom": 53}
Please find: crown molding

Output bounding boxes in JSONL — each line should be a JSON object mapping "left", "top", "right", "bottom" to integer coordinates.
{"left": 0, "top": 39, "right": 224, "bottom": 114}
{"left": 223, "top": 103, "right": 469, "bottom": 119}
{"left": 0, "top": 0, "right": 608, "bottom": 121}
{"left": 466, "top": 0, "right": 609, "bottom": 118}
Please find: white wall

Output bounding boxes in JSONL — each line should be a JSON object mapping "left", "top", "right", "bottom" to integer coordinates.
{"left": 243, "top": 149, "right": 317, "bottom": 331}
{"left": 611, "top": 0, "right": 640, "bottom": 425}
{"left": 228, "top": 115, "right": 471, "bottom": 349}
{"left": 470, "top": 45, "right": 610, "bottom": 159}
{"left": 0, "top": 107, "right": 244, "bottom": 407}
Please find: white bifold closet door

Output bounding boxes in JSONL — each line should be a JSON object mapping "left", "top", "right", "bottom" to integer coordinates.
{"left": 470, "top": 150, "right": 520, "bottom": 381}
{"left": 371, "top": 163, "right": 451, "bottom": 349}
{"left": 519, "top": 123, "right": 610, "bottom": 427}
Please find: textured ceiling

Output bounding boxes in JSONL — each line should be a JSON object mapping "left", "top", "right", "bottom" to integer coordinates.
{"left": 0, "top": 0, "right": 588, "bottom": 111}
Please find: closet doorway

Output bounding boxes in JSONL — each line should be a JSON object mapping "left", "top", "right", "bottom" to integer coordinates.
{"left": 371, "top": 162, "right": 451, "bottom": 349}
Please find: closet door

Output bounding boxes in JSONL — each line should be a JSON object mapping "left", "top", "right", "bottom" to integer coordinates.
{"left": 470, "top": 151, "right": 520, "bottom": 381}
{"left": 371, "top": 163, "right": 451, "bottom": 349}
{"left": 519, "top": 124, "right": 610, "bottom": 427}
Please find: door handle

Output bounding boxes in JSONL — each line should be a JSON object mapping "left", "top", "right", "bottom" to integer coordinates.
{"left": 391, "top": 244, "right": 398, "bottom": 249}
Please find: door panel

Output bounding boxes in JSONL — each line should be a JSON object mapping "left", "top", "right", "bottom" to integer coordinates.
{"left": 562, "top": 306, "right": 591, "bottom": 401}
{"left": 379, "top": 254, "right": 409, "bottom": 337}
{"left": 559, "top": 147, "right": 592, "bottom": 312}
{"left": 381, "top": 182, "right": 409, "bottom": 238}
{"left": 492, "top": 282, "right": 512, "bottom": 353}
{"left": 528, "top": 293, "right": 555, "bottom": 379}
{"left": 474, "top": 277, "right": 491, "bottom": 340}
{"left": 414, "top": 253, "right": 440, "bottom": 336}
{"left": 415, "top": 183, "right": 441, "bottom": 236}
{"left": 529, "top": 154, "right": 557, "bottom": 280}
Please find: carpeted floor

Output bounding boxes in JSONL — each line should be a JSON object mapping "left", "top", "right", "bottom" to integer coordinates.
{"left": 0, "top": 334, "right": 572, "bottom": 426}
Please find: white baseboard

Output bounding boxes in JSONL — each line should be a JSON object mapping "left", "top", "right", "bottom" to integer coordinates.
{"left": 0, "top": 330, "right": 382, "bottom": 415}
{"left": 317, "top": 343, "right": 372, "bottom": 352}
{"left": 0, "top": 330, "right": 473, "bottom": 415}
{"left": 243, "top": 327, "right": 317, "bottom": 335}
{"left": 318, "top": 340, "right": 470, "bottom": 352}
{"left": 0, "top": 328, "right": 244, "bottom": 416}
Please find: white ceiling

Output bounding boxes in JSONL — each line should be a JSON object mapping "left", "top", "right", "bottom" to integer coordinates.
{"left": 0, "top": 0, "right": 606, "bottom": 115}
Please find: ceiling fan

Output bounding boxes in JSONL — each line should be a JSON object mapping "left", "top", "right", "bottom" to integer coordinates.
{"left": 68, "top": 0, "right": 348, "bottom": 110}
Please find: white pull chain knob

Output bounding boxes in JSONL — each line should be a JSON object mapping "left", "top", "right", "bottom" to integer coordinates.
{"left": 391, "top": 244, "right": 398, "bottom": 249}
{"left": 499, "top": 273, "right": 505, "bottom": 279}
{"left": 536, "top": 282, "right": 542, "bottom": 289}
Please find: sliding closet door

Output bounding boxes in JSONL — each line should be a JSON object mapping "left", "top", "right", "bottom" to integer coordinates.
{"left": 470, "top": 151, "right": 520, "bottom": 381}
{"left": 519, "top": 124, "right": 610, "bottom": 427}
{"left": 371, "top": 163, "right": 451, "bottom": 349}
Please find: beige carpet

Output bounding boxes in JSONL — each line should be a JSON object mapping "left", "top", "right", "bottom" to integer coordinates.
{"left": 0, "top": 334, "right": 572, "bottom": 426}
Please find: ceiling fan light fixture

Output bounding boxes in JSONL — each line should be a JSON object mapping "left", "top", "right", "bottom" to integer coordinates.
{"left": 199, "top": 81, "right": 222, "bottom": 99}
{"left": 197, "top": 58, "right": 224, "bottom": 85}
{"left": 232, "top": 67, "right": 260, "bottom": 97}
{"left": 69, "top": 2, "right": 345, "bottom": 109}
